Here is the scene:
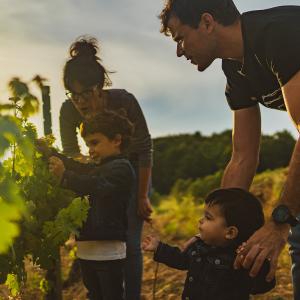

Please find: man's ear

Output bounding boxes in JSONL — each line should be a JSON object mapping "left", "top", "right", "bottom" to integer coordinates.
{"left": 200, "top": 13, "right": 215, "bottom": 33}
{"left": 225, "top": 226, "right": 238, "bottom": 240}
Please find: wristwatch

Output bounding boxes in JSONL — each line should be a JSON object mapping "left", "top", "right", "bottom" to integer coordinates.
{"left": 272, "top": 205, "right": 299, "bottom": 227}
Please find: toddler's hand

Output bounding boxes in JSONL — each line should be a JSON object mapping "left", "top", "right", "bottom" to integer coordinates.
{"left": 142, "top": 235, "right": 160, "bottom": 252}
{"left": 49, "top": 156, "right": 65, "bottom": 182}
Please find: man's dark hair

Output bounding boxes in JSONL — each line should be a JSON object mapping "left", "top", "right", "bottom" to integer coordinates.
{"left": 205, "top": 188, "right": 264, "bottom": 244}
{"left": 80, "top": 109, "right": 134, "bottom": 152}
{"left": 159, "top": 0, "right": 240, "bottom": 36}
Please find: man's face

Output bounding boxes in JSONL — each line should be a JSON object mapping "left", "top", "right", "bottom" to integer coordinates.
{"left": 84, "top": 132, "right": 121, "bottom": 162}
{"left": 198, "top": 204, "right": 230, "bottom": 246}
{"left": 167, "top": 15, "right": 217, "bottom": 72}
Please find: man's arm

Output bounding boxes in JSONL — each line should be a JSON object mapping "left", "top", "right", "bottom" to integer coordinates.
{"left": 236, "top": 70, "right": 300, "bottom": 282}
{"left": 281, "top": 69, "right": 300, "bottom": 215}
{"left": 221, "top": 105, "right": 261, "bottom": 189}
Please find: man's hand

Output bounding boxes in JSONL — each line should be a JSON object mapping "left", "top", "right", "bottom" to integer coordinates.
{"left": 234, "top": 221, "right": 290, "bottom": 281}
{"left": 138, "top": 196, "right": 153, "bottom": 222}
{"left": 49, "top": 156, "right": 65, "bottom": 183}
{"left": 142, "top": 235, "right": 160, "bottom": 252}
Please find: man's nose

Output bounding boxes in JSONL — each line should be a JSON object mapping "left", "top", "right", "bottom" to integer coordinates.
{"left": 176, "top": 43, "right": 184, "bottom": 57}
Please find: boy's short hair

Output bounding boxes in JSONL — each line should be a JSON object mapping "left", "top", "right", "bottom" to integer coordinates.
{"left": 159, "top": 0, "right": 240, "bottom": 36}
{"left": 205, "top": 188, "right": 264, "bottom": 244}
{"left": 80, "top": 109, "right": 134, "bottom": 152}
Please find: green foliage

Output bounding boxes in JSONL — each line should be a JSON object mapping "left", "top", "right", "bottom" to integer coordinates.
{"left": 250, "top": 168, "right": 287, "bottom": 219}
{"left": 0, "top": 116, "right": 33, "bottom": 159}
{"left": 171, "top": 170, "right": 223, "bottom": 201}
{"left": 5, "top": 273, "right": 20, "bottom": 296}
{"left": 0, "top": 116, "right": 34, "bottom": 254}
{"left": 43, "top": 197, "right": 89, "bottom": 247}
{"left": 258, "top": 130, "right": 295, "bottom": 172}
{"left": 0, "top": 129, "right": 89, "bottom": 294}
{"left": 153, "top": 130, "right": 295, "bottom": 194}
{"left": 39, "top": 278, "right": 50, "bottom": 294}
{"left": 0, "top": 81, "right": 88, "bottom": 297}
{"left": 8, "top": 77, "right": 39, "bottom": 118}
{"left": 154, "top": 195, "right": 203, "bottom": 239}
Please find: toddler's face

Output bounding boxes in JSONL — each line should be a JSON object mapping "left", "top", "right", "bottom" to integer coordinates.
{"left": 198, "top": 204, "right": 230, "bottom": 246}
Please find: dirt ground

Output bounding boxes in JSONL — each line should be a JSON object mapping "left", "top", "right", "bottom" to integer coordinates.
{"left": 0, "top": 233, "right": 294, "bottom": 300}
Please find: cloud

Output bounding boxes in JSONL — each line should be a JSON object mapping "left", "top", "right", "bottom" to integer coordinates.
{"left": 0, "top": 0, "right": 298, "bottom": 141}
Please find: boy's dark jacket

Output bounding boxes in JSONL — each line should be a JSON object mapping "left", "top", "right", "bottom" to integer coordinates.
{"left": 154, "top": 238, "right": 275, "bottom": 300}
{"left": 55, "top": 153, "right": 135, "bottom": 242}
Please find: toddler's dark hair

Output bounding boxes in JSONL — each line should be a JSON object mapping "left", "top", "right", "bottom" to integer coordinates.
{"left": 205, "top": 188, "right": 264, "bottom": 244}
{"left": 80, "top": 109, "right": 134, "bottom": 152}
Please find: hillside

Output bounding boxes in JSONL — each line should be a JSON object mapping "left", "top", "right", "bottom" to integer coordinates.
{"left": 152, "top": 130, "right": 294, "bottom": 194}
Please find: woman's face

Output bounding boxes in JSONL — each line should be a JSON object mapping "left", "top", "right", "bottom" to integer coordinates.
{"left": 67, "top": 81, "right": 104, "bottom": 119}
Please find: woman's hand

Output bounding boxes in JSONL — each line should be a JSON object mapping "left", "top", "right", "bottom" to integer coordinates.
{"left": 49, "top": 156, "right": 65, "bottom": 183}
{"left": 142, "top": 235, "right": 160, "bottom": 252}
{"left": 138, "top": 196, "right": 153, "bottom": 223}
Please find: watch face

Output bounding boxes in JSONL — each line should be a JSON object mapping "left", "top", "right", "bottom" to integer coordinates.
{"left": 273, "top": 205, "right": 290, "bottom": 223}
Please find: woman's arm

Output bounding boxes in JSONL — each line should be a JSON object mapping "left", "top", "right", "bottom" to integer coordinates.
{"left": 59, "top": 100, "right": 82, "bottom": 157}
{"left": 125, "top": 92, "right": 153, "bottom": 220}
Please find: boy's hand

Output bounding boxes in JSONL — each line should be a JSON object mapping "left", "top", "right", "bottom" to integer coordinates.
{"left": 49, "top": 156, "right": 65, "bottom": 182}
{"left": 142, "top": 235, "right": 160, "bottom": 252}
{"left": 35, "top": 138, "right": 53, "bottom": 158}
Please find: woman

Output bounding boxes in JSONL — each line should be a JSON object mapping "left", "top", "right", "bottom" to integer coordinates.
{"left": 59, "top": 36, "right": 152, "bottom": 300}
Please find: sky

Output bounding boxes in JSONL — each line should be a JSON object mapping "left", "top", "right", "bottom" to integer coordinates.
{"left": 0, "top": 0, "right": 299, "bottom": 150}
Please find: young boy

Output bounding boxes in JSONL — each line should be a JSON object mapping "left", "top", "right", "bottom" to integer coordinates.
{"left": 143, "top": 188, "right": 275, "bottom": 300}
{"left": 47, "top": 110, "right": 136, "bottom": 300}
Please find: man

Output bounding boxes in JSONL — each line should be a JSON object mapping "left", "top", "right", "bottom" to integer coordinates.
{"left": 159, "top": 0, "right": 300, "bottom": 298}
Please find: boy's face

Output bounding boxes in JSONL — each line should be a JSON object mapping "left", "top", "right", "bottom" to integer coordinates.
{"left": 198, "top": 204, "right": 236, "bottom": 246}
{"left": 84, "top": 132, "right": 121, "bottom": 162}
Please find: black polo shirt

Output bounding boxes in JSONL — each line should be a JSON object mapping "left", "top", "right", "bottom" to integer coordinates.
{"left": 222, "top": 6, "right": 300, "bottom": 111}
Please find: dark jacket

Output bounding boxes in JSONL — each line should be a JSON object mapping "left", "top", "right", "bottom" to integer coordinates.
{"left": 154, "top": 238, "right": 275, "bottom": 300}
{"left": 56, "top": 153, "right": 135, "bottom": 242}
